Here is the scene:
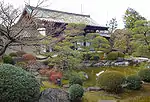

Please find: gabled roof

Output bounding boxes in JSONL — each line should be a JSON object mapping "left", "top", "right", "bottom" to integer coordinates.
{"left": 25, "top": 5, "right": 104, "bottom": 27}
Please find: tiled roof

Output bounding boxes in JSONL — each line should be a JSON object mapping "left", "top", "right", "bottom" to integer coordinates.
{"left": 25, "top": 5, "right": 101, "bottom": 27}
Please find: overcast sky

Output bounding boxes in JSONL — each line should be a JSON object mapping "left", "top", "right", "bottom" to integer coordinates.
{"left": 4, "top": 0, "right": 150, "bottom": 28}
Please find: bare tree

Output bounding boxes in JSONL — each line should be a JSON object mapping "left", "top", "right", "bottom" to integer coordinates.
{"left": 0, "top": 0, "right": 65, "bottom": 56}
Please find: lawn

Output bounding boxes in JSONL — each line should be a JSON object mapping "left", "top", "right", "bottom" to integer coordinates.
{"left": 80, "top": 66, "right": 150, "bottom": 102}
{"left": 83, "top": 84, "right": 150, "bottom": 102}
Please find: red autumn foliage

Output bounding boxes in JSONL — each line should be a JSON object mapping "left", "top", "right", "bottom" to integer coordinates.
{"left": 49, "top": 71, "right": 63, "bottom": 83}
{"left": 22, "top": 54, "right": 36, "bottom": 61}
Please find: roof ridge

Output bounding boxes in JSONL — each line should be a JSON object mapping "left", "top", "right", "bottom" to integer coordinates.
{"left": 26, "top": 5, "right": 90, "bottom": 17}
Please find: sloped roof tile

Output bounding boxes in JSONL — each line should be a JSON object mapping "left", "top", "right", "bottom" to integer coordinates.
{"left": 26, "top": 5, "right": 102, "bottom": 27}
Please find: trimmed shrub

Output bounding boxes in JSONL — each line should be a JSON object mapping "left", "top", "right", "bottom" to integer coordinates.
{"left": 69, "top": 84, "right": 84, "bottom": 101}
{"left": 0, "top": 64, "right": 40, "bottom": 102}
{"left": 106, "top": 51, "right": 125, "bottom": 60}
{"left": 9, "top": 52, "right": 17, "bottom": 57}
{"left": 16, "top": 51, "right": 26, "bottom": 57}
{"left": 3, "top": 55, "right": 14, "bottom": 64}
{"left": 97, "top": 71, "right": 125, "bottom": 93}
{"left": 138, "top": 68, "right": 150, "bottom": 82}
{"left": 106, "top": 52, "right": 118, "bottom": 60}
{"left": 126, "top": 75, "right": 142, "bottom": 90}
{"left": 69, "top": 75, "right": 83, "bottom": 86}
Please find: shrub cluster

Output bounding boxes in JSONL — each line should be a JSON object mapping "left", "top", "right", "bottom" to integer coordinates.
{"left": 69, "top": 84, "right": 84, "bottom": 102}
{"left": 106, "top": 51, "right": 125, "bottom": 60}
{"left": 83, "top": 52, "right": 103, "bottom": 61}
{"left": 83, "top": 53, "right": 91, "bottom": 60}
{"left": 0, "top": 64, "right": 40, "bottom": 102}
{"left": 126, "top": 75, "right": 142, "bottom": 90}
{"left": 69, "top": 75, "right": 83, "bottom": 86}
{"left": 3, "top": 55, "right": 14, "bottom": 65}
{"left": 138, "top": 68, "right": 150, "bottom": 82}
{"left": 97, "top": 71, "right": 125, "bottom": 93}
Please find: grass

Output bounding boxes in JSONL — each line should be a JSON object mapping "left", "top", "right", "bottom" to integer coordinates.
{"left": 40, "top": 81, "right": 60, "bottom": 91}
{"left": 83, "top": 91, "right": 117, "bottom": 102}
{"left": 83, "top": 84, "right": 150, "bottom": 102}
{"left": 77, "top": 66, "right": 150, "bottom": 102}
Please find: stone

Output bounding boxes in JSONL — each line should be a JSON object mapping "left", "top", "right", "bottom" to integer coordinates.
{"left": 39, "top": 88, "right": 70, "bottom": 102}
{"left": 99, "top": 100, "right": 117, "bottom": 102}
{"left": 114, "top": 61, "right": 129, "bottom": 66}
{"left": 86, "top": 87, "right": 103, "bottom": 91}
{"left": 96, "top": 71, "right": 105, "bottom": 77}
{"left": 63, "top": 84, "right": 69, "bottom": 88}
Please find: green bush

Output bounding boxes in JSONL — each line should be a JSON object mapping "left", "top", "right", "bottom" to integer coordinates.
{"left": 138, "top": 68, "right": 150, "bottom": 82}
{"left": 106, "top": 51, "right": 125, "bottom": 60}
{"left": 83, "top": 53, "right": 92, "bottom": 60}
{"left": 97, "top": 71, "right": 125, "bottom": 93}
{"left": 106, "top": 52, "right": 118, "bottom": 60}
{"left": 0, "top": 64, "right": 40, "bottom": 102}
{"left": 3, "top": 55, "right": 14, "bottom": 64}
{"left": 63, "top": 70, "right": 78, "bottom": 80}
{"left": 69, "top": 75, "right": 83, "bottom": 86}
{"left": 126, "top": 75, "right": 142, "bottom": 90}
{"left": 90, "top": 54, "right": 100, "bottom": 61}
{"left": 69, "top": 84, "right": 84, "bottom": 101}
{"left": 9, "top": 52, "right": 17, "bottom": 57}
{"left": 118, "top": 52, "right": 125, "bottom": 58}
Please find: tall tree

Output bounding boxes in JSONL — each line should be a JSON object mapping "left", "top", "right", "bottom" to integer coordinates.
{"left": 131, "top": 20, "right": 150, "bottom": 58}
{"left": 108, "top": 18, "right": 118, "bottom": 51}
{"left": 108, "top": 18, "right": 118, "bottom": 33}
{"left": 42, "top": 23, "right": 86, "bottom": 70}
{"left": 123, "top": 7, "right": 146, "bottom": 30}
{"left": 112, "top": 29, "right": 131, "bottom": 53}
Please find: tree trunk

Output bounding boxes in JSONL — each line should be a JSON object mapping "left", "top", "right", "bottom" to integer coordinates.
{"left": 0, "top": 40, "right": 13, "bottom": 56}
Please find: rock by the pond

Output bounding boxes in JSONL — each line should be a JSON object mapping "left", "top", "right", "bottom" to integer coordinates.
{"left": 99, "top": 100, "right": 117, "bottom": 102}
{"left": 86, "top": 87, "right": 103, "bottom": 91}
{"left": 39, "top": 88, "right": 70, "bottom": 102}
{"left": 63, "top": 84, "right": 69, "bottom": 88}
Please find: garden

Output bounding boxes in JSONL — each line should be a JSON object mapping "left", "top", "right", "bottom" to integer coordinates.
{"left": 0, "top": 50, "right": 150, "bottom": 102}
{"left": 0, "top": 2, "right": 150, "bottom": 102}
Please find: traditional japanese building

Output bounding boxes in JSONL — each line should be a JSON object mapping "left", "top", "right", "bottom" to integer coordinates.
{"left": 6, "top": 5, "right": 110, "bottom": 54}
